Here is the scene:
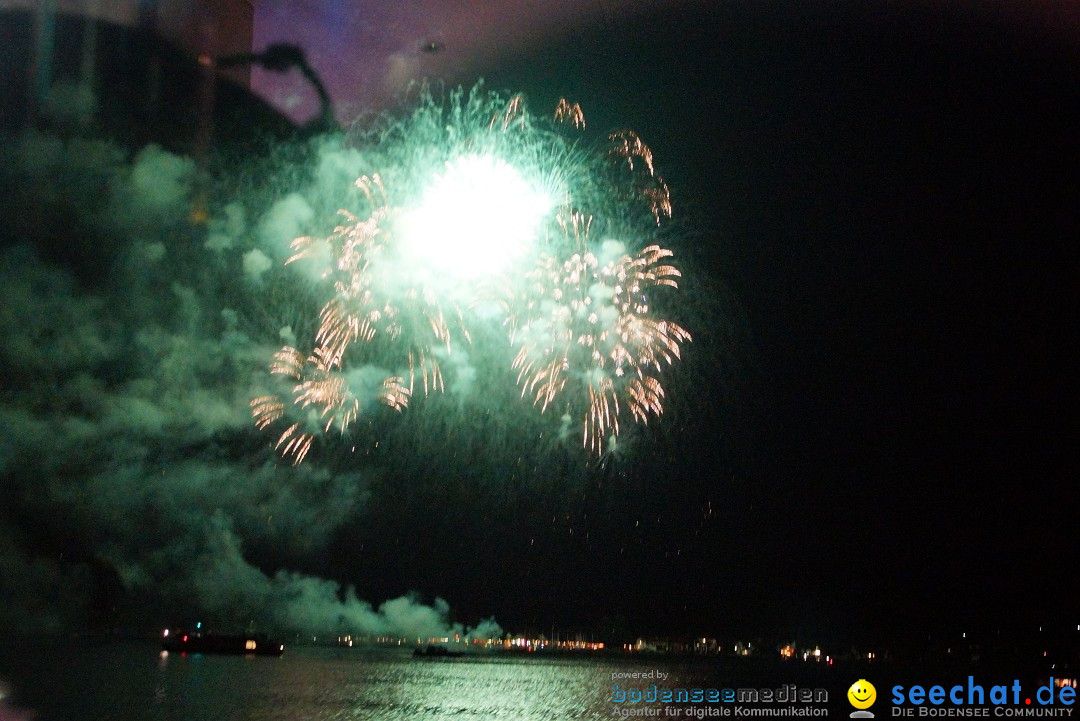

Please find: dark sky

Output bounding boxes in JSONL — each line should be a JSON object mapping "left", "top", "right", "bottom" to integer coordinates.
{"left": 251, "top": 0, "right": 1078, "bottom": 641}
{"left": 1, "top": 1, "right": 1077, "bottom": 649}
{"left": 361, "top": 0, "right": 1080, "bottom": 641}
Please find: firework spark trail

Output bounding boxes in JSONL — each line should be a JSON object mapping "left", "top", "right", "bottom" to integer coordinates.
{"left": 608, "top": 130, "right": 672, "bottom": 224}
{"left": 609, "top": 129, "right": 654, "bottom": 175}
{"left": 251, "top": 395, "right": 284, "bottom": 430}
{"left": 491, "top": 93, "right": 527, "bottom": 131}
{"left": 553, "top": 98, "right": 585, "bottom": 130}
{"left": 270, "top": 345, "right": 304, "bottom": 378}
{"left": 253, "top": 343, "right": 413, "bottom": 464}
{"left": 641, "top": 178, "right": 672, "bottom": 224}
{"left": 275, "top": 422, "right": 315, "bottom": 465}
{"left": 251, "top": 87, "right": 690, "bottom": 463}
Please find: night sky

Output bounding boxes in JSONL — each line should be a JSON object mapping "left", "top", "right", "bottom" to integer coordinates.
{"left": 504, "top": 1, "right": 1080, "bottom": 637}
{"left": 1, "top": 1, "right": 1077, "bottom": 650}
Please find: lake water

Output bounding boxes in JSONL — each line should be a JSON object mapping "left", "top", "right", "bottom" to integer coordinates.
{"left": 0, "top": 642, "right": 850, "bottom": 720}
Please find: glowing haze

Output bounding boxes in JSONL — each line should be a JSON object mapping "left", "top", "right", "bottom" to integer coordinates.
{"left": 398, "top": 154, "right": 553, "bottom": 285}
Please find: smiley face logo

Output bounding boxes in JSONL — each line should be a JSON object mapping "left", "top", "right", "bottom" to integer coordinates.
{"left": 848, "top": 679, "right": 877, "bottom": 709}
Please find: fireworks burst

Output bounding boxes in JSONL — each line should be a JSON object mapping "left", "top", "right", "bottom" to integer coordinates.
{"left": 251, "top": 86, "right": 691, "bottom": 463}
{"left": 510, "top": 240, "right": 691, "bottom": 454}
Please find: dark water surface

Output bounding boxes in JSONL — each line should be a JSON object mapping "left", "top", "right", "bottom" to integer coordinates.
{"left": 0, "top": 642, "right": 773, "bottom": 721}
{"left": 6, "top": 641, "right": 1063, "bottom": 721}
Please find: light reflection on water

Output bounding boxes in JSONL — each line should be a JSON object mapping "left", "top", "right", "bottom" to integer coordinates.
{"left": 0, "top": 643, "right": 722, "bottom": 721}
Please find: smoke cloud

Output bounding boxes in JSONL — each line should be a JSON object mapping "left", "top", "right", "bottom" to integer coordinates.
{"left": 0, "top": 126, "right": 504, "bottom": 641}
{"left": 0, "top": 84, "right": 730, "bottom": 644}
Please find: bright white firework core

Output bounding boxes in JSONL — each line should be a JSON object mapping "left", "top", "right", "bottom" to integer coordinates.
{"left": 398, "top": 154, "right": 552, "bottom": 282}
